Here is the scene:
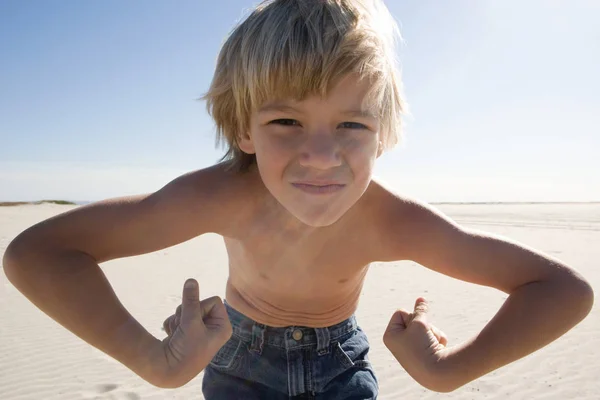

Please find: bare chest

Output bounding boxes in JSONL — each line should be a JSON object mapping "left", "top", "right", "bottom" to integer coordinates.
{"left": 224, "top": 230, "right": 371, "bottom": 295}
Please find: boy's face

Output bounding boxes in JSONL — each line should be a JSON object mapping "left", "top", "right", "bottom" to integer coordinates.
{"left": 240, "top": 74, "right": 382, "bottom": 227}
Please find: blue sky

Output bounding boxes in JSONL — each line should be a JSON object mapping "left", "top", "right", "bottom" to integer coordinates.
{"left": 1, "top": 0, "right": 599, "bottom": 202}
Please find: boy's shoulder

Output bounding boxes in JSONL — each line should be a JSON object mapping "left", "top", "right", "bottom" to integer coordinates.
{"left": 176, "top": 161, "right": 260, "bottom": 198}
{"left": 165, "top": 161, "right": 262, "bottom": 235}
{"left": 364, "top": 178, "right": 440, "bottom": 224}
{"left": 363, "top": 178, "right": 461, "bottom": 262}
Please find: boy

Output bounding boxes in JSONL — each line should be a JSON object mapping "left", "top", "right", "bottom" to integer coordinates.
{"left": 3, "top": 0, "right": 593, "bottom": 398}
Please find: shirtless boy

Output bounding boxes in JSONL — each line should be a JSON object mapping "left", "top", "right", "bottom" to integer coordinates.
{"left": 4, "top": 0, "right": 594, "bottom": 398}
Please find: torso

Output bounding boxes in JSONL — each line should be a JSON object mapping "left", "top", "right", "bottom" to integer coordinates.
{"left": 214, "top": 165, "right": 385, "bottom": 327}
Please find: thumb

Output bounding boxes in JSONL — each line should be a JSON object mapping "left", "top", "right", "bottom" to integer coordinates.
{"left": 412, "top": 297, "right": 429, "bottom": 323}
{"left": 181, "top": 278, "right": 201, "bottom": 322}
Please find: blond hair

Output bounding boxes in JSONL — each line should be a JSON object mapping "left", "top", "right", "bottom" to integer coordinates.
{"left": 202, "top": 0, "right": 407, "bottom": 171}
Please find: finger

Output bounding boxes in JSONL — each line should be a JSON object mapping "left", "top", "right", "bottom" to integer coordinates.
{"left": 162, "top": 316, "right": 170, "bottom": 334}
{"left": 386, "top": 308, "right": 411, "bottom": 332}
{"left": 170, "top": 315, "right": 180, "bottom": 335}
{"left": 163, "top": 314, "right": 176, "bottom": 336}
{"left": 175, "top": 304, "right": 182, "bottom": 318}
{"left": 172, "top": 315, "right": 180, "bottom": 335}
{"left": 200, "top": 296, "right": 231, "bottom": 334}
{"left": 430, "top": 325, "right": 448, "bottom": 347}
{"left": 412, "top": 297, "right": 429, "bottom": 323}
{"left": 200, "top": 296, "right": 226, "bottom": 319}
{"left": 181, "top": 279, "right": 202, "bottom": 324}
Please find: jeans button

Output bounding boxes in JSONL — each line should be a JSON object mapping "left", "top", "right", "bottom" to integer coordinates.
{"left": 292, "top": 329, "right": 303, "bottom": 341}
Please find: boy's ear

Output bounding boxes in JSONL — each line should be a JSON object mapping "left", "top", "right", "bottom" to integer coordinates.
{"left": 376, "top": 140, "right": 383, "bottom": 158}
{"left": 238, "top": 131, "right": 256, "bottom": 154}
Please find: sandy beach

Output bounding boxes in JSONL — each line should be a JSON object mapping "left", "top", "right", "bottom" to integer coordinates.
{"left": 1, "top": 202, "right": 598, "bottom": 399}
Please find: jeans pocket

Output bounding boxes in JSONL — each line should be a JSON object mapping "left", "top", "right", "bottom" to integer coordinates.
{"left": 209, "top": 336, "right": 245, "bottom": 371}
{"left": 333, "top": 329, "right": 373, "bottom": 370}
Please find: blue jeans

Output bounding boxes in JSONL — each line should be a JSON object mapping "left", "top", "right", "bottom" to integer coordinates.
{"left": 202, "top": 301, "right": 378, "bottom": 399}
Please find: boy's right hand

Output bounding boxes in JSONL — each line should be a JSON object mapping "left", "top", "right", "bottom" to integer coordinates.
{"left": 152, "top": 279, "right": 232, "bottom": 388}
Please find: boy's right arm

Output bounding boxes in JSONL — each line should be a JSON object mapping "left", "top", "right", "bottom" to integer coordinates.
{"left": 2, "top": 166, "right": 234, "bottom": 388}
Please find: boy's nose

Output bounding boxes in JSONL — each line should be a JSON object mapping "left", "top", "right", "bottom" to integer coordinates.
{"left": 298, "top": 134, "right": 342, "bottom": 170}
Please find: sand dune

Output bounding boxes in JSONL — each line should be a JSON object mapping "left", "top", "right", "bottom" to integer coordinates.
{"left": 1, "top": 203, "right": 598, "bottom": 399}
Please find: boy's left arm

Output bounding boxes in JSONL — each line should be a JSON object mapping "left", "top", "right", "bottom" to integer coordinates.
{"left": 375, "top": 197, "right": 594, "bottom": 392}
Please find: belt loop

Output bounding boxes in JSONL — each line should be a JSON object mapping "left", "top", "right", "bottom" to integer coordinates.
{"left": 315, "top": 327, "right": 331, "bottom": 356}
{"left": 250, "top": 323, "right": 265, "bottom": 355}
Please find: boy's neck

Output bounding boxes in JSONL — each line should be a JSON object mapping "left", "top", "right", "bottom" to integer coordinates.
{"left": 258, "top": 184, "right": 320, "bottom": 236}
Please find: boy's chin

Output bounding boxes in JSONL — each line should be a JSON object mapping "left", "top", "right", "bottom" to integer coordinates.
{"left": 295, "top": 215, "right": 339, "bottom": 228}
{"left": 285, "top": 203, "right": 351, "bottom": 228}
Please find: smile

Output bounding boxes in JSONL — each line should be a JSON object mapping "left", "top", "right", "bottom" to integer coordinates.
{"left": 291, "top": 183, "right": 346, "bottom": 195}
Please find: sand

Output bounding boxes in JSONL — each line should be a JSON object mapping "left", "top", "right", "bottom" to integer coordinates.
{"left": 1, "top": 202, "right": 598, "bottom": 399}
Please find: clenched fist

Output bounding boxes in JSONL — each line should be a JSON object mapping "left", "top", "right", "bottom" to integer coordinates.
{"left": 383, "top": 297, "right": 451, "bottom": 390}
{"left": 151, "top": 279, "right": 232, "bottom": 388}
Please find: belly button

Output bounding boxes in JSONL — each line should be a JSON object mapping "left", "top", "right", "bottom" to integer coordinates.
{"left": 259, "top": 273, "right": 269, "bottom": 280}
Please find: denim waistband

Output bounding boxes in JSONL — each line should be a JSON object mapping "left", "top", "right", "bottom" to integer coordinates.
{"left": 224, "top": 301, "right": 358, "bottom": 355}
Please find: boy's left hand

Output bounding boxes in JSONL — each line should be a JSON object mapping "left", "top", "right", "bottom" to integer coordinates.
{"left": 383, "top": 297, "right": 450, "bottom": 390}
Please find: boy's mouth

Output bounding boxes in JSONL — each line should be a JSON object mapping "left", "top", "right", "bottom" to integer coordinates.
{"left": 291, "top": 182, "right": 346, "bottom": 194}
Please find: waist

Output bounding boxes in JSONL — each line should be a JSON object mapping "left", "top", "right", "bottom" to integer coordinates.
{"left": 225, "top": 279, "right": 362, "bottom": 327}
{"left": 224, "top": 300, "right": 358, "bottom": 348}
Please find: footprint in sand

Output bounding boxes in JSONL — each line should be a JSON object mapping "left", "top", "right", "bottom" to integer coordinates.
{"left": 167, "top": 294, "right": 182, "bottom": 303}
{"left": 96, "top": 384, "right": 118, "bottom": 393}
{"left": 82, "top": 384, "right": 140, "bottom": 400}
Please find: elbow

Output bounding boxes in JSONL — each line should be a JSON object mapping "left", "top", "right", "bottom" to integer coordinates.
{"left": 575, "top": 277, "right": 594, "bottom": 319}
{"left": 558, "top": 271, "right": 594, "bottom": 323}
{"left": 3, "top": 236, "right": 27, "bottom": 284}
{"left": 424, "top": 384, "right": 458, "bottom": 394}
{"left": 3, "top": 230, "right": 47, "bottom": 286}
{"left": 419, "top": 378, "right": 463, "bottom": 394}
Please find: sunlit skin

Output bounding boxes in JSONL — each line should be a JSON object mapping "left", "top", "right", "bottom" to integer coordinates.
{"left": 224, "top": 74, "right": 387, "bottom": 328}
{"left": 6, "top": 74, "right": 592, "bottom": 391}
{"left": 238, "top": 73, "right": 383, "bottom": 228}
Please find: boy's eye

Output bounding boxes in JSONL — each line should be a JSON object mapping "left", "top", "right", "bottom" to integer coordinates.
{"left": 270, "top": 119, "right": 300, "bottom": 126}
{"left": 339, "top": 122, "right": 368, "bottom": 130}
{"left": 268, "top": 119, "right": 368, "bottom": 130}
